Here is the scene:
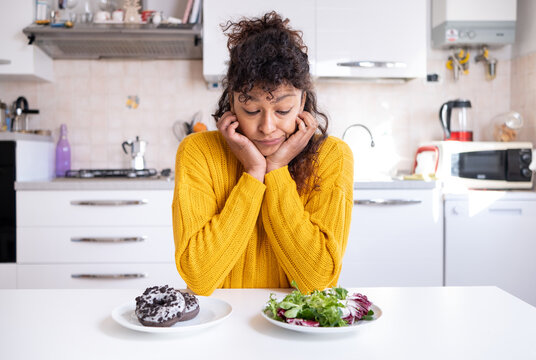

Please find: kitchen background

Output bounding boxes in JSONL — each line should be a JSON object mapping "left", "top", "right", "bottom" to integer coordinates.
{"left": 1, "top": 0, "right": 535, "bottom": 177}
{"left": 2, "top": 0, "right": 536, "bottom": 309}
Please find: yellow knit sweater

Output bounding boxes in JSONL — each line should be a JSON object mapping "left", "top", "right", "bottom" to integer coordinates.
{"left": 172, "top": 131, "right": 353, "bottom": 296}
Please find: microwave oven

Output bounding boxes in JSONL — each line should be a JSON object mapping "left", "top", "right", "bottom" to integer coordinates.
{"left": 416, "top": 141, "right": 533, "bottom": 189}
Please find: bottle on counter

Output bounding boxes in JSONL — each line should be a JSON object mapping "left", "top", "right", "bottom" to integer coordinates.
{"left": 55, "top": 124, "right": 71, "bottom": 177}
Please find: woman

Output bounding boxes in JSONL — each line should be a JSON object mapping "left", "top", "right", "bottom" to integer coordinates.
{"left": 172, "top": 12, "right": 353, "bottom": 296}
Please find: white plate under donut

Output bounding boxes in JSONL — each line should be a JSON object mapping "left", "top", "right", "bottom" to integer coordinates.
{"left": 111, "top": 297, "right": 232, "bottom": 333}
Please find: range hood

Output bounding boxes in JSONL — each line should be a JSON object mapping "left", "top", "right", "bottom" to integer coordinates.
{"left": 22, "top": 24, "right": 202, "bottom": 60}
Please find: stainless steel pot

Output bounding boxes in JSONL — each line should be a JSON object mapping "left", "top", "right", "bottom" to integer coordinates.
{"left": 122, "top": 136, "right": 147, "bottom": 170}
{"left": 11, "top": 97, "right": 39, "bottom": 132}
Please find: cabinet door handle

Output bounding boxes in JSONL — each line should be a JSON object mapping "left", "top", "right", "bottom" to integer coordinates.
{"left": 337, "top": 61, "right": 407, "bottom": 69}
{"left": 354, "top": 199, "right": 422, "bottom": 206}
{"left": 0, "top": 59, "right": 11, "bottom": 65}
{"left": 70, "top": 199, "right": 148, "bottom": 206}
{"left": 488, "top": 208, "right": 523, "bottom": 215}
{"left": 71, "top": 273, "right": 147, "bottom": 279}
{"left": 71, "top": 236, "right": 146, "bottom": 243}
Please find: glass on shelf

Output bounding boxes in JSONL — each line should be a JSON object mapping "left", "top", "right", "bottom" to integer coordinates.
{"left": 491, "top": 111, "right": 523, "bottom": 142}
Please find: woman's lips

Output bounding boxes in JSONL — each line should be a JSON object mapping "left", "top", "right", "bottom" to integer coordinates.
{"left": 256, "top": 137, "right": 283, "bottom": 146}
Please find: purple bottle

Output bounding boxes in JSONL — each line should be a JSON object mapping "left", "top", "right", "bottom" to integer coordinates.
{"left": 55, "top": 124, "right": 71, "bottom": 177}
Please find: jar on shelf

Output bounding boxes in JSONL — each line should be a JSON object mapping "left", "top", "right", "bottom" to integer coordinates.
{"left": 491, "top": 111, "right": 523, "bottom": 142}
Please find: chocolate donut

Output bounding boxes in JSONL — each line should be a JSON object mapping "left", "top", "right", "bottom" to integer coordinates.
{"left": 179, "top": 292, "right": 200, "bottom": 321}
{"left": 135, "top": 285, "right": 185, "bottom": 327}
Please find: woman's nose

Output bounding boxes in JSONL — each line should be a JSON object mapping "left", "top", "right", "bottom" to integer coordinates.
{"left": 259, "top": 112, "right": 277, "bottom": 134}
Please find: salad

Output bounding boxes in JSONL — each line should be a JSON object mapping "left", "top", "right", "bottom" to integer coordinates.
{"left": 264, "top": 281, "right": 374, "bottom": 327}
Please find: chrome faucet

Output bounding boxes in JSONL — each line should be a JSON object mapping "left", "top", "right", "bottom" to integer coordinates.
{"left": 342, "top": 124, "right": 375, "bottom": 147}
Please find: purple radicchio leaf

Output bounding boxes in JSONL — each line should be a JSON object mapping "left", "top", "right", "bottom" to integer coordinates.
{"left": 345, "top": 293, "right": 372, "bottom": 322}
{"left": 277, "top": 308, "right": 287, "bottom": 320}
{"left": 286, "top": 318, "right": 320, "bottom": 327}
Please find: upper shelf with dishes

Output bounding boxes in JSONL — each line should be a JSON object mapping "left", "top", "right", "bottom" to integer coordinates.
{"left": 22, "top": 23, "right": 202, "bottom": 60}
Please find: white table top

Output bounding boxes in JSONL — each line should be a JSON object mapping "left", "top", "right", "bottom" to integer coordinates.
{"left": 1, "top": 286, "right": 535, "bottom": 360}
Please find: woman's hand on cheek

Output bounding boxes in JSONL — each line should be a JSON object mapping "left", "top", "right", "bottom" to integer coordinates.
{"left": 265, "top": 111, "right": 318, "bottom": 173}
{"left": 217, "top": 111, "right": 267, "bottom": 182}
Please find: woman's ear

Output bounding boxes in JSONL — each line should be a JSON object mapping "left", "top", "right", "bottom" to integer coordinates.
{"left": 300, "top": 91, "right": 306, "bottom": 112}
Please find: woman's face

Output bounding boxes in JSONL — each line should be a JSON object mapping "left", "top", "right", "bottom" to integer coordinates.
{"left": 231, "top": 84, "right": 306, "bottom": 156}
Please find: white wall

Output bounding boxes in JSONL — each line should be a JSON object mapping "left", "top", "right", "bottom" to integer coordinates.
{"left": 512, "top": 0, "right": 536, "bottom": 58}
{"left": 510, "top": 1, "right": 536, "bottom": 143}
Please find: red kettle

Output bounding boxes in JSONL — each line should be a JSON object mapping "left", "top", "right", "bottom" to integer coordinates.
{"left": 439, "top": 99, "right": 473, "bottom": 141}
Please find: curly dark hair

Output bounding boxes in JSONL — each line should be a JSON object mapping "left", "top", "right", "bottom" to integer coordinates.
{"left": 212, "top": 11, "right": 329, "bottom": 194}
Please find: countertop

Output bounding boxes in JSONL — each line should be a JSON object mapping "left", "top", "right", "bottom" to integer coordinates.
{"left": 0, "top": 132, "right": 53, "bottom": 142}
{"left": 15, "top": 178, "right": 437, "bottom": 191}
{"left": 1, "top": 287, "right": 535, "bottom": 360}
{"left": 15, "top": 177, "right": 176, "bottom": 191}
{"left": 354, "top": 179, "right": 437, "bottom": 190}
{"left": 443, "top": 189, "right": 536, "bottom": 200}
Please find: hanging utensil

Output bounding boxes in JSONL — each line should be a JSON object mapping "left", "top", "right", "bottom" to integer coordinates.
{"left": 173, "top": 111, "right": 205, "bottom": 142}
{"left": 446, "top": 48, "right": 470, "bottom": 81}
{"left": 475, "top": 46, "right": 498, "bottom": 81}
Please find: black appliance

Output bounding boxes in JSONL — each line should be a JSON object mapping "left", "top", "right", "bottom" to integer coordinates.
{"left": 0, "top": 141, "right": 16, "bottom": 263}
{"left": 451, "top": 149, "right": 533, "bottom": 181}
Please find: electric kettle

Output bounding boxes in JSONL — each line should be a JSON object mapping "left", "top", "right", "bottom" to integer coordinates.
{"left": 439, "top": 99, "right": 473, "bottom": 141}
{"left": 122, "top": 136, "right": 147, "bottom": 170}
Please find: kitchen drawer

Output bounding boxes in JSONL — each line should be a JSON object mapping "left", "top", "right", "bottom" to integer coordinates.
{"left": 17, "top": 190, "right": 173, "bottom": 226}
{"left": 17, "top": 227, "right": 175, "bottom": 264}
{"left": 0, "top": 264, "right": 17, "bottom": 288}
{"left": 17, "top": 263, "right": 185, "bottom": 289}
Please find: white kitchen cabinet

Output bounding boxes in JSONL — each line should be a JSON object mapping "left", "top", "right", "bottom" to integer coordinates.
{"left": 203, "top": 0, "right": 316, "bottom": 83}
{"left": 16, "top": 189, "right": 184, "bottom": 289}
{"left": 17, "top": 190, "right": 172, "bottom": 226}
{"left": 445, "top": 195, "right": 536, "bottom": 307}
{"left": 339, "top": 188, "right": 443, "bottom": 287}
{"left": 0, "top": 1, "right": 53, "bottom": 81}
{"left": 17, "top": 263, "right": 183, "bottom": 289}
{"left": 203, "top": 0, "right": 426, "bottom": 83}
{"left": 316, "top": 0, "right": 427, "bottom": 79}
{"left": 17, "top": 226, "right": 174, "bottom": 263}
{"left": 0, "top": 264, "right": 17, "bottom": 288}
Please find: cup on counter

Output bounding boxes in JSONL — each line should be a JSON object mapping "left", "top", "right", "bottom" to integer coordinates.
{"left": 78, "top": 12, "right": 93, "bottom": 24}
{"left": 112, "top": 9, "right": 123, "bottom": 22}
{"left": 151, "top": 11, "right": 162, "bottom": 25}
{"left": 94, "top": 11, "right": 111, "bottom": 22}
{"left": 141, "top": 10, "right": 155, "bottom": 22}
{"left": 68, "top": 12, "right": 78, "bottom": 23}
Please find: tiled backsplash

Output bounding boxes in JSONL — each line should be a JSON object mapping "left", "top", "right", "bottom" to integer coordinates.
{"left": 0, "top": 54, "right": 533, "bottom": 175}
{"left": 511, "top": 52, "right": 536, "bottom": 143}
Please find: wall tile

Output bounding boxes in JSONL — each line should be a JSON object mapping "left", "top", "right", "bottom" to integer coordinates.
{"left": 511, "top": 52, "right": 536, "bottom": 145}
{"left": 3, "top": 55, "right": 536, "bottom": 175}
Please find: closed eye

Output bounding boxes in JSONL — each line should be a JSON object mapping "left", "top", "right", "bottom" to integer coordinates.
{"left": 244, "top": 109, "right": 260, "bottom": 115}
{"left": 277, "top": 109, "right": 291, "bottom": 115}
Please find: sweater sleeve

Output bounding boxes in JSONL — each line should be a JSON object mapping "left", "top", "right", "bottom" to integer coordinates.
{"left": 172, "top": 134, "right": 266, "bottom": 295}
{"left": 261, "top": 138, "right": 354, "bottom": 293}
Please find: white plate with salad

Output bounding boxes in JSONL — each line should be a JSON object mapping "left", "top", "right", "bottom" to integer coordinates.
{"left": 262, "top": 283, "right": 382, "bottom": 334}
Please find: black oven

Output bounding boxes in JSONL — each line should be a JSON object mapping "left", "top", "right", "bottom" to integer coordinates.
{"left": 0, "top": 141, "right": 16, "bottom": 263}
